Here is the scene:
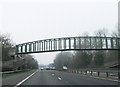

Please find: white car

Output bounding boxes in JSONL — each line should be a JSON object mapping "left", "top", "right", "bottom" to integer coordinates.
{"left": 40, "top": 67, "right": 44, "bottom": 70}
{"left": 63, "top": 66, "right": 67, "bottom": 70}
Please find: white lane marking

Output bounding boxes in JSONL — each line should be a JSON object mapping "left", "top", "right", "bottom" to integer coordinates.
{"left": 58, "top": 77, "right": 62, "bottom": 80}
{"left": 52, "top": 74, "right": 54, "bottom": 76}
{"left": 89, "top": 75, "right": 118, "bottom": 82}
{"left": 14, "top": 70, "right": 38, "bottom": 87}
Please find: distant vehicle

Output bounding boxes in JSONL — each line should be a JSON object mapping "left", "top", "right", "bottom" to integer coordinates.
{"left": 63, "top": 66, "right": 67, "bottom": 71}
{"left": 40, "top": 67, "right": 44, "bottom": 70}
{"left": 50, "top": 67, "right": 56, "bottom": 70}
{"left": 44, "top": 67, "right": 56, "bottom": 70}
{"left": 46, "top": 67, "right": 51, "bottom": 70}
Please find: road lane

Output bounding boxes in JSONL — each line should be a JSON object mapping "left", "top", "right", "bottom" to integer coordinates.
{"left": 21, "top": 70, "right": 118, "bottom": 85}
{"left": 51, "top": 70, "right": 118, "bottom": 85}
{"left": 21, "top": 70, "right": 70, "bottom": 85}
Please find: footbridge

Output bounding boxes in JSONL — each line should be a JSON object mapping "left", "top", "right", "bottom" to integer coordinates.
{"left": 15, "top": 36, "right": 120, "bottom": 54}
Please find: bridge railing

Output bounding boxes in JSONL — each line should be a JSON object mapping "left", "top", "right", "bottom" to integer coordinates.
{"left": 15, "top": 36, "right": 120, "bottom": 54}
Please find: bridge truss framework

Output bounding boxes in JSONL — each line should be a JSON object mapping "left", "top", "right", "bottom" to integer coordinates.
{"left": 15, "top": 36, "right": 120, "bottom": 54}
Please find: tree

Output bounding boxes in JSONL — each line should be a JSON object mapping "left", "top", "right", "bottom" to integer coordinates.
{"left": 73, "top": 33, "right": 93, "bottom": 68}
{"left": 0, "top": 33, "right": 15, "bottom": 61}
{"left": 111, "top": 29, "right": 118, "bottom": 37}
{"left": 93, "top": 51, "right": 104, "bottom": 67}
{"left": 74, "top": 51, "right": 92, "bottom": 68}
{"left": 54, "top": 53, "right": 63, "bottom": 70}
{"left": 54, "top": 52, "right": 73, "bottom": 70}
{"left": 23, "top": 55, "right": 38, "bottom": 69}
{"left": 94, "top": 28, "right": 108, "bottom": 37}
{"left": 92, "top": 29, "right": 108, "bottom": 68}
{"left": 103, "top": 29, "right": 119, "bottom": 67}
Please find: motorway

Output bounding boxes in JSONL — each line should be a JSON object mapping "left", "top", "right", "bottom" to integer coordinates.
{"left": 19, "top": 69, "right": 118, "bottom": 85}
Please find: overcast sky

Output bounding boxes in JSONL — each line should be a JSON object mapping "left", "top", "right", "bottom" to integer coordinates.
{"left": 0, "top": 0, "right": 119, "bottom": 65}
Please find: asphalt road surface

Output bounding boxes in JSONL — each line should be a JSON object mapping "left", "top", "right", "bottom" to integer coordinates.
{"left": 21, "top": 69, "right": 118, "bottom": 85}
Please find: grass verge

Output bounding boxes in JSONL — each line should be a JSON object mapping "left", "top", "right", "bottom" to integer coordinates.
{"left": 2, "top": 69, "right": 36, "bottom": 78}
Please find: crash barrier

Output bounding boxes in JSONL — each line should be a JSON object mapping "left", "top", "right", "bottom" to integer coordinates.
{"left": 67, "top": 68, "right": 119, "bottom": 79}
{"left": 2, "top": 70, "right": 23, "bottom": 74}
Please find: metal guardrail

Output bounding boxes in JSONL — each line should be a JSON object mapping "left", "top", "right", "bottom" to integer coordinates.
{"left": 67, "top": 68, "right": 119, "bottom": 79}
{"left": 2, "top": 69, "right": 32, "bottom": 74}
{"left": 2, "top": 70, "right": 24, "bottom": 74}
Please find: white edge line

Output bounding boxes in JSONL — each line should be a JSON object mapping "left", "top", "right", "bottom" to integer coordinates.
{"left": 14, "top": 70, "right": 38, "bottom": 87}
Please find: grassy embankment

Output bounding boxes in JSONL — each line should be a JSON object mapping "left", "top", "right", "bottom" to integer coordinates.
{"left": 2, "top": 69, "right": 37, "bottom": 78}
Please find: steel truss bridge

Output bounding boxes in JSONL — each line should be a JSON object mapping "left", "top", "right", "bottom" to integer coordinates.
{"left": 16, "top": 36, "right": 120, "bottom": 54}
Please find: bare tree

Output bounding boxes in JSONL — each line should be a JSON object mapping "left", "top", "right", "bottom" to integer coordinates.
{"left": 94, "top": 28, "right": 108, "bottom": 37}
{"left": 111, "top": 29, "right": 118, "bottom": 37}
{"left": 0, "top": 33, "right": 15, "bottom": 61}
